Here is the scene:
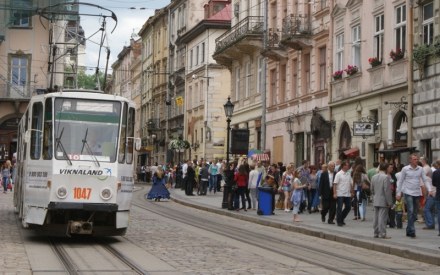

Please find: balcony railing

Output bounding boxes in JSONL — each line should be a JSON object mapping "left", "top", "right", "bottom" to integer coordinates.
{"left": 282, "top": 14, "right": 312, "bottom": 37}
{"left": 0, "top": 84, "right": 34, "bottom": 99}
{"left": 215, "top": 16, "right": 264, "bottom": 54}
{"left": 267, "top": 28, "right": 281, "bottom": 48}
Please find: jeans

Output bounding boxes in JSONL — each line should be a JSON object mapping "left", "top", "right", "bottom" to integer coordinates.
{"left": 436, "top": 199, "right": 440, "bottom": 233}
{"left": 209, "top": 175, "right": 218, "bottom": 193}
{"left": 359, "top": 199, "right": 367, "bottom": 220}
{"left": 336, "top": 196, "right": 351, "bottom": 225}
{"left": 404, "top": 194, "right": 420, "bottom": 236}
{"left": 2, "top": 177, "right": 8, "bottom": 192}
{"left": 423, "top": 195, "right": 436, "bottom": 228}
{"left": 249, "top": 188, "right": 257, "bottom": 209}
{"left": 396, "top": 211, "right": 403, "bottom": 229}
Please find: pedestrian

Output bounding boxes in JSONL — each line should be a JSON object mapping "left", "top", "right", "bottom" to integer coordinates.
{"left": 352, "top": 164, "right": 368, "bottom": 220}
{"left": 140, "top": 165, "right": 146, "bottom": 182}
{"left": 280, "top": 164, "right": 294, "bottom": 212}
{"left": 199, "top": 163, "right": 209, "bottom": 195}
{"left": 319, "top": 162, "right": 336, "bottom": 224}
{"left": 308, "top": 165, "right": 318, "bottom": 213}
{"left": 208, "top": 160, "right": 219, "bottom": 194}
{"left": 2, "top": 160, "right": 12, "bottom": 193}
{"left": 371, "top": 162, "right": 393, "bottom": 239}
{"left": 234, "top": 164, "right": 249, "bottom": 211}
{"left": 333, "top": 160, "right": 354, "bottom": 227}
{"left": 291, "top": 169, "right": 306, "bottom": 222}
{"left": 297, "top": 160, "right": 311, "bottom": 213}
{"left": 396, "top": 153, "right": 434, "bottom": 238}
{"left": 248, "top": 164, "right": 263, "bottom": 211}
{"left": 146, "top": 166, "right": 170, "bottom": 201}
{"left": 185, "top": 161, "right": 196, "bottom": 196}
{"left": 431, "top": 159, "right": 440, "bottom": 236}
{"left": 386, "top": 163, "right": 397, "bottom": 228}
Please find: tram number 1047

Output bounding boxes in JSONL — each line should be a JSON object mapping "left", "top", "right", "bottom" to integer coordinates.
{"left": 73, "top": 187, "right": 92, "bottom": 200}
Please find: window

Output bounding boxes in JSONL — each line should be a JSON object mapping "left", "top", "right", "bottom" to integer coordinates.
{"left": 422, "top": 2, "right": 434, "bottom": 45}
{"left": 43, "top": 99, "right": 53, "bottom": 160}
{"left": 395, "top": 4, "right": 406, "bottom": 51}
{"left": 30, "top": 102, "right": 43, "bottom": 160}
{"left": 235, "top": 67, "right": 240, "bottom": 100}
{"left": 303, "top": 53, "right": 310, "bottom": 94}
{"left": 200, "top": 80, "right": 204, "bottom": 103}
{"left": 126, "top": 107, "right": 135, "bottom": 164}
{"left": 196, "top": 45, "right": 199, "bottom": 66}
{"left": 374, "top": 14, "right": 384, "bottom": 60}
{"left": 201, "top": 42, "right": 205, "bottom": 63}
{"left": 336, "top": 34, "right": 344, "bottom": 70}
{"left": 190, "top": 49, "right": 193, "bottom": 68}
{"left": 292, "top": 59, "right": 298, "bottom": 98}
{"left": 279, "top": 63, "right": 286, "bottom": 102}
{"left": 245, "top": 62, "right": 251, "bottom": 98}
{"left": 11, "top": 56, "right": 28, "bottom": 86}
{"left": 257, "top": 57, "right": 263, "bottom": 93}
{"left": 270, "top": 69, "right": 276, "bottom": 105}
{"left": 11, "top": 0, "right": 31, "bottom": 27}
{"left": 352, "top": 25, "right": 361, "bottom": 68}
{"left": 319, "top": 47, "right": 327, "bottom": 90}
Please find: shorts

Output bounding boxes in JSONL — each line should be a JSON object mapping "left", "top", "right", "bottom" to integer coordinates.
{"left": 282, "top": 185, "right": 291, "bottom": 192}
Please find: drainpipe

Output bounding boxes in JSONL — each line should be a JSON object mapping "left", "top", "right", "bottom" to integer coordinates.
{"left": 328, "top": 0, "right": 335, "bottom": 162}
{"left": 261, "top": 0, "right": 268, "bottom": 151}
{"left": 407, "top": 0, "right": 414, "bottom": 148}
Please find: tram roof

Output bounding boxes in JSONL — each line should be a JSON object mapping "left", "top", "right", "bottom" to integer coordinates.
{"left": 32, "top": 89, "right": 133, "bottom": 104}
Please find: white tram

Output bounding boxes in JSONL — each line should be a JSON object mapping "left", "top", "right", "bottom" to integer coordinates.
{"left": 14, "top": 90, "right": 140, "bottom": 236}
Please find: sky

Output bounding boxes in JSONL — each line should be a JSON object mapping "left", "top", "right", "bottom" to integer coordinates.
{"left": 78, "top": 0, "right": 171, "bottom": 74}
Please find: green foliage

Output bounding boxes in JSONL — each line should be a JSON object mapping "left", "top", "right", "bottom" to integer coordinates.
{"left": 77, "top": 69, "right": 105, "bottom": 90}
{"left": 413, "top": 44, "right": 431, "bottom": 68}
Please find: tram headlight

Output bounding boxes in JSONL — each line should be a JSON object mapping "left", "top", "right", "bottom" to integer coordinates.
{"left": 100, "top": 188, "right": 112, "bottom": 200}
{"left": 57, "top": 186, "right": 68, "bottom": 199}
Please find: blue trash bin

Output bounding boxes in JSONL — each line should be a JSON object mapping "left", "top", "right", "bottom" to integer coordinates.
{"left": 258, "top": 187, "right": 273, "bottom": 215}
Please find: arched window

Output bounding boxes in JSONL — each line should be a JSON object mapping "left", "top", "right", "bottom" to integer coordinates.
{"left": 394, "top": 110, "right": 408, "bottom": 146}
{"left": 339, "top": 121, "right": 352, "bottom": 151}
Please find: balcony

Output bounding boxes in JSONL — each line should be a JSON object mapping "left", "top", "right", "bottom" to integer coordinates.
{"left": 281, "top": 14, "right": 312, "bottom": 50}
{"left": 0, "top": 84, "right": 33, "bottom": 100}
{"left": 261, "top": 28, "right": 287, "bottom": 61}
{"left": 213, "top": 16, "right": 264, "bottom": 67}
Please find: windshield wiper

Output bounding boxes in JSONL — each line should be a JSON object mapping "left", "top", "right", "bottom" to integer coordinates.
{"left": 55, "top": 127, "right": 72, "bottom": 166}
{"left": 81, "top": 128, "right": 100, "bottom": 167}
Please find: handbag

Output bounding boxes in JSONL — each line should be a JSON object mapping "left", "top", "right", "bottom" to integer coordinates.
{"left": 220, "top": 180, "right": 226, "bottom": 187}
{"left": 7, "top": 182, "right": 12, "bottom": 190}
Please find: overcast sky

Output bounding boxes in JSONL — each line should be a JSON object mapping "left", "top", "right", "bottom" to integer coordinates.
{"left": 79, "top": 0, "right": 170, "bottom": 74}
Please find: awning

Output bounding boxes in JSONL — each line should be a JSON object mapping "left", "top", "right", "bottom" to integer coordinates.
{"left": 251, "top": 153, "right": 270, "bottom": 161}
{"left": 343, "top": 147, "right": 359, "bottom": 158}
{"left": 378, "top": 147, "right": 417, "bottom": 154}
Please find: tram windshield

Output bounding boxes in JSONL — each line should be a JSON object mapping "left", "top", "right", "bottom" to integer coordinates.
{"left": 53, "top": 98, "right": 121, "bottom": 163}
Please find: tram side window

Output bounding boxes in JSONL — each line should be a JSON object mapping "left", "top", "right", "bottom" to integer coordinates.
{"left": 22, "top": 111, "right": 29, "bottom": 161}
{"left": 30, "top": 102, "right": 43, "bottom": 160}
{"left": 43, "top": 98, "right": 52, "bottom": 160}
{"left": 118, "top": 103, "right": 127, "bottom": 163}
{"left": 126, "top": 107, "right": 135, "bottom": 164}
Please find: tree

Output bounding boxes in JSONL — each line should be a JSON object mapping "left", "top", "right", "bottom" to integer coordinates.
{"left": 76, "top": 69, "right": 105, "bottom": 90}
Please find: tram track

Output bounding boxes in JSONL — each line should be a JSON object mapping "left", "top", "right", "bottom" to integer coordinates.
{"left": 48, "top": 237, "right": 145, "bottom": 274}
{"left": 132, "top": 198, "right": 421, "bottom": 275}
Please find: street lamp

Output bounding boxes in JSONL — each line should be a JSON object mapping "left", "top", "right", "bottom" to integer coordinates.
{"left": 223, "top": 97, "right": 235, "bottom": 165}
{"left": 222, "top": 97, "right": 234, "bottom": 209}
{"left": 285, "top": 116, "right": 294, "bottom": 142}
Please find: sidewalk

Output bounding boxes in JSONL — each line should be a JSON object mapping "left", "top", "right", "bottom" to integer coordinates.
{"left": 164, "top": 186, "right": 440, "bottom": 266}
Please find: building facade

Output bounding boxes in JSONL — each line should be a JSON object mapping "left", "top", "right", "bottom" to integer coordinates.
{"left": 263, "top": 0, "right": 332, "bottom": 167}
{"left": 213, "top": 0, "right": 266, "bottom": 159}
{"left": 180, "top": 0, "right": 231, "bottom": 162}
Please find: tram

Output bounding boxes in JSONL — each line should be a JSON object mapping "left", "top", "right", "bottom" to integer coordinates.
{"left": 13, "top": 89, "right": 140, "bottom": 236}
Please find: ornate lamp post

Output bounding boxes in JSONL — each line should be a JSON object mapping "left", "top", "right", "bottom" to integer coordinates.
{"left": 222, "top": 97, "right": 234, "bottom": 209}
{"left": 223, "top": 97, "right": 235, "bottom": 165}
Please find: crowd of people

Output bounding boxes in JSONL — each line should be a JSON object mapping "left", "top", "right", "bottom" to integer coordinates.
{"left": 143, "top": 153, "right": 440, "bottom": 239}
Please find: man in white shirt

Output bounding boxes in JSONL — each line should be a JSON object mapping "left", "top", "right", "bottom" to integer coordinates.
{"left": 333, "top": 160, "right": 354, "bottom": 227}
{"left": 396, "top": 154, "right": 433, "bottom": 238}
